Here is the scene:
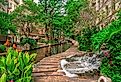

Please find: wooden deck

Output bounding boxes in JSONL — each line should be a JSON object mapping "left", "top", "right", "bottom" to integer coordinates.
{"left": 32, "top": 46, "right": 98, "bottom": 82}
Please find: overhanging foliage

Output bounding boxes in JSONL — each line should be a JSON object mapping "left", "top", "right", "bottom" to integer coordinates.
{"left": 0, "top": 11, "right": 16, "bottom": 35}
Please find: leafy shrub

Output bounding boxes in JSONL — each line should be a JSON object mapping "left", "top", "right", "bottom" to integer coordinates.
{"left": 77, "top": 26, "right": 100, "bottom": 51}
{"left": 0, "top": 44, "right": 6, "bottom": 52}
{"left": 0, "top": 11, "right": 16, "bottom": 35}
{"left": 20, "top": 37, "right": 37, "bottom": 49}
{"left": 92, "top": 10, "right": 121, "bottom": 82}
{"left": 91, "top": 10, "right": 121, "bottom": 51}
{"left": 39, "top": 38, "right": 58, "bottom": 44}
{"left": 0, "top": 48, "right": 37, "bottom": 82}
{"left": 100, "top": 31, "right": 121, "bottom": 82}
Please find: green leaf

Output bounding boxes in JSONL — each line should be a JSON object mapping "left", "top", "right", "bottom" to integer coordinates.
{"left": 6, "top": 52, "right": 12, "bottom": 66}
{"left": 14, "top": 58, "right": 18, "bottom": 64}
{"left": 0, "top": 73, "right": 7, "bottom": 82}
{"left": 23, "top": 52, "right": 30, "bottom": 65}
{"left": 18, "top": 52, "right": 24, "bottom": 71}
{"left": 13, "top": 64, "right": 20, "bottom": 75}
{"left": 16, "top": 77, "right": 31, "bottom": 82}
{"left": 0, "top": 67, "right": 6, "bottom": 73}
{"left": 0, "top": 57, "right": 6, "bottom": 67}
{"left": 24, "top": 64, "right": 32, "bottom": 76}
{"left": 29, "top": 53, "right": 37, "bottom": 62}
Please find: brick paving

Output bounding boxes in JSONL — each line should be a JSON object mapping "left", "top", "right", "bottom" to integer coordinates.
{"left": 32, "top": 46, "right": 98, "bottom": 82}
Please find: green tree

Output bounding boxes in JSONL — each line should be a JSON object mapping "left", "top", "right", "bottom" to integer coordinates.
{"left": 37, "top": 0, "right": 87, "bottom": 40}
{"left": 11, "top": 1, "right": 41, "bottom": 36}
{"left": 36, "top": 0, "right": 65, "bottom": 41}
{"left": 11, "top": 0, "right": 87, "bottom": 42}
{"left": 60, "top": 0, "right": 87, "bottom": 38}
{"left": 0, "top": 11, "right": 16, "bottom": 35}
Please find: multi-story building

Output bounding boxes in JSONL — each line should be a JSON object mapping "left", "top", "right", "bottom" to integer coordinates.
{"left": 0, "top": 0, "right": 23, "bottom": 13}
{"left": 0, "top": 1, "right": 7, "bottom": 12}
{"left": 90, "top": 0, "right": 121, "bottom": 27}
{"left": 7, "top": 0, "right": 23, "bottom": 13}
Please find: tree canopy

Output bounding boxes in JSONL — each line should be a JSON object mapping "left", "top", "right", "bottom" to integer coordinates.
{"left": 0, "top": 11, "right": 16, "bottom": 35}
{"left": 10, "top": 0, "right": 87, "bottom": 39}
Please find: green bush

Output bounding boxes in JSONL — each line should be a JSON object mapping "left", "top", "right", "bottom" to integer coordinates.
{"left": 0, "top": 11, "right": 16, "bottom": 35}
{"left": 39, "top": 39, "right": 58, "bottom": 44}
{"left": 77, "top": 26, "right": 100, "bottom": 51}
{"left": 92, "top": 10, "right": 121, "bottom": 82}
{"left": 0, "top": 44, "right": 6, "bottom": 52}
{"left": 91, "top": 10, "right": 121, "bottom": 51}
{"left": 100, "top": 31, "right": 121, "bottom": 82}
{"left": 20, "top": 37, "right": 37, "bottom": 49}
{"left": 0, "top": 48, "right": 37, "bottom": 82}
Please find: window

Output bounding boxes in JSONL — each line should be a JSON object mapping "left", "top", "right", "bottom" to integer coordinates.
{"left": 92, "top": 2, "right": 96, "bottom": 6}
{"left": 105, "top": 5, "right": 109, "bottom": 15}
{"left": 14, "top": 5, "right": 16, "bottom": 9}
{"left": 8, "top": 3, "right": 12, "bottom": 8}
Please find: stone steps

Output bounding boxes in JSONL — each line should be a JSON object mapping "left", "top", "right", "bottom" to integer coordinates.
{"left": 33, "top": 46, "right": 97, "bottom": 82}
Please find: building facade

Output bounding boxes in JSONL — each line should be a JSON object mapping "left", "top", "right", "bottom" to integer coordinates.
{"left": 0, "top": 0, "right": 23, "bottom": 13}
{"left": 90, "top": 0, "right": 121, "bottom": 27}
{"left": 0, "top": 1, "right": 7, "bottom": 12}
{"left": 7, "top": 0, "right": 23, "bottom": 13}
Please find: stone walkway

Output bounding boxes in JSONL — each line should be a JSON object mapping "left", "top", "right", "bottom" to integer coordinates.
{"left": 32, "top": 46, "right": 97, "bottom": 82}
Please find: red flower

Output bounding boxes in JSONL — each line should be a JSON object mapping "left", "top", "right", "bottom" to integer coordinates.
{"left": 104, "top": 52, "right": 109, "bottom": 56}
{"left": 102, "top": 50, "right": 110, "bottom": 57}
{"left": 10, "top": 80, "right": 14, "bottom": 82}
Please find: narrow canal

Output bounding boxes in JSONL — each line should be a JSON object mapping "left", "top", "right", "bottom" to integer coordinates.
{"left": 24, "top": 41, "right": 72, "bottom": 63}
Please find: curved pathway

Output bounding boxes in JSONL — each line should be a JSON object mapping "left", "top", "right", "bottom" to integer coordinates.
{"left": 32, "top": 46, "right": 97, "bottom": 82}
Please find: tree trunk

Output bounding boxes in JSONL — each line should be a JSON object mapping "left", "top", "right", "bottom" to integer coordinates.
{"left": 44, "top": 0, "right": 49, "bottom": 41}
